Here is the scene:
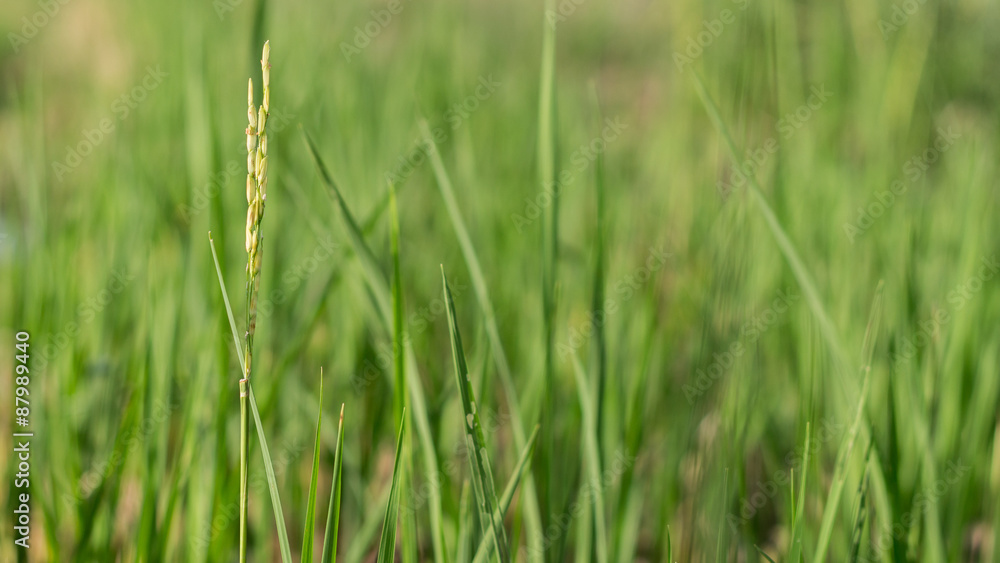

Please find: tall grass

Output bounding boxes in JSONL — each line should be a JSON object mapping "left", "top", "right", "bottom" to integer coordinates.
{"left": 3, "top": 0, "right": 999, "bottom": 562}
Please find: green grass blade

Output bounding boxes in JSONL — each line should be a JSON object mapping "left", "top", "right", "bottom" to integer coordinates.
{"left": 320, "top": 404, "right": 346, "bottom": 563}
{"left": 302, "top": 371, "right": 324, "bottom": 563}
{"left": 248, "top": 383, "right": 293, "bottom": 563}
{"left": 847, "top": 444, "right": 872, "bottom": 563}
{"left": 376, "top": 413, "right": 407, "bottom": 563}
{"left": 788, "top": 423, "right": 811, "bottom": 563}
{"left": 301, "top": 128, "right": 391, "bottom": 322}
{"left": 569, "top": 354, "right": 608, "bottom": 563}
{"left": 389, "top": 179, "right": 406, "bottom": 421}
{"left": 442, "top": 268, "right": 510, "bottom": 563}
{"left": 813, "top": 282, "right": 884, "bottom": 562}
{"left": 538, "top": 0, "right": 560, "bottom": 554}
{"left": 754, "top": 545, "right": 777, "bottom": 563}
{"left": 389, "top": 180, "right": 417, "bottom": 563}
{"left": 472, "top": 425, "right": 540, "bottom": 563}
{"left": 456, "top": 482, "right": 473, "bottom": 563}
{"left": 418, "top": 119, "right": 545, "bottom": 560}
{"left": 208, "top": 233, "right": 246, "bottom": 377}
{"left": 303, "top": 128, "right": 448, "bottom": 563}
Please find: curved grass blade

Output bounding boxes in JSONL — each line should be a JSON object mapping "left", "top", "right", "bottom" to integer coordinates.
{"left": 813, "top": 282, "right": 884, "bottom": 562}
{"left": 418, "top": 119, "right": 544, "bottom": 560}
{"left": 472, "top": 425, "right": 540, "bottom": 563}
{"left": 208, "top": 233, "right": 246, "bottom": 376}
{"left": 320, "top": 404, "right": 346, "bottom": 563}
{"left": 248, "top": 383, "right": 293, "bottom": 563}
{"left": 442, "top": 268, "right": 510, "bottom": 563}
{"left": 303, "top": 127, "right": 448, "bottom": 563}
{"left": 302, "top": 371, "right": 324, "bottom": 563}
{"left": 377, "top": 413, "right": 407, "bottom": 563}
{"left": 689, "top": 74, "right": 897, "bottom": 560}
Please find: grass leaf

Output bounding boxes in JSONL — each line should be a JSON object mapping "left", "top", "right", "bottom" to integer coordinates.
{"left": 472, "top": 425, "right": 540, "bottom": 563}
{"left": 419, "top": 119, "right": 545, "bottom": 560}
{"left": 303, "top": 128, "right": 449, "bottom": 563}
{"left": 569, "top": 354, "right": 608, "bottom": 563}
{"left": 376, "top": 413, "right": 407, "bottom": 563}
{"left": 302, "top": 371, "right": 324, "bottom": 563}
{"left": 320, "top": 404, "right": 346, "bottom": 563}
{"left": 248, "top": 383, "right": 294, "bottom": 563}
{"left": 442, "top": 268, "right": 510, "bottom": 563}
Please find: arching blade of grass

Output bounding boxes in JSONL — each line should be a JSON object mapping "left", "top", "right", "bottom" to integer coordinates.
{"left": 303, "top": 128, "right": 448, "bottom": 563}
{"left": 690, "top": 74, "right": 896, "bottom": 555}
{"left": 418, "top": 118, "right": 544, "bottom": 558}
{"left": 302, "top": 371, "right": 324, "bottom": 563}
{"left": 442, "top": 268, "right": 511, "bottom": 563}
{"left": 472, "top": 425, "right": 540, "bottom": 563}
{"left": 377, "top": 413, "right": 407, "bottom": 563}
{"left": 208, "top": 233, "right": 292, "bottom": 563}
{"left": 812, "top": 282, "right": 884, "bottom": 562}
{"left": 208, "top": 233, "right": 246, "bottom": 376}
{"left": 569, "top": 354, "right": 608, "bottom": 563}
{"left": 320, "top": 404, "right": 346, "bottom": 563}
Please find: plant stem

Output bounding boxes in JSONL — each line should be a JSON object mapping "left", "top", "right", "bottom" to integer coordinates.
{"left": 239, "top": 378, "right": 250, "bottom": 563}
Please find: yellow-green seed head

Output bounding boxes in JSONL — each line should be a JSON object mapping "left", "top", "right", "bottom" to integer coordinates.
{"left": 257, "top": 156, "right": 268, "bottom": 183}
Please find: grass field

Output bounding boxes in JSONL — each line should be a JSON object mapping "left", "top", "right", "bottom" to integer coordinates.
{"left": 1, "top": 0, "right": 999, "bottom": 561}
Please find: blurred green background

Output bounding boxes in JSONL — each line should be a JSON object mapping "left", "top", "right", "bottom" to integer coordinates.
{"left": 1, "top": 0, "right": 999, "bottom": 561}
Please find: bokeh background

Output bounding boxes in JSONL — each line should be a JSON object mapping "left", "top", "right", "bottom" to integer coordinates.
{"left": 1, "top": 0, "right": 999, "bottom": 561}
